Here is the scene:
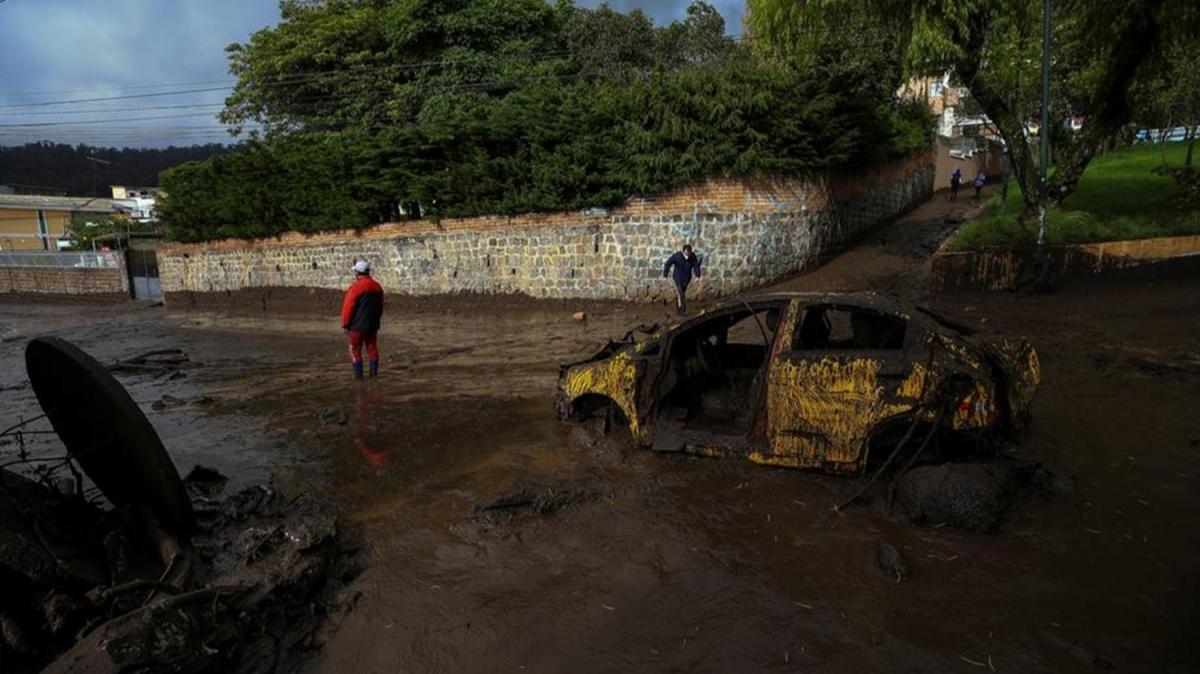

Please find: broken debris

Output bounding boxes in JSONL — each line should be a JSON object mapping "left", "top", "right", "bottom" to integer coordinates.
{"left": 1, "top": 337, "right": 361, "bottom": 673}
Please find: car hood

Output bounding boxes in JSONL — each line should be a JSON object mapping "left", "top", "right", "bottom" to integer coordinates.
{"left": 558, "top": 322, "right": 661, "bottom": 374}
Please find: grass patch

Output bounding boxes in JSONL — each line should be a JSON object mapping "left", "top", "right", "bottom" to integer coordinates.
{"left": 948, "top": 142, "right": 1200, "bottom": 251}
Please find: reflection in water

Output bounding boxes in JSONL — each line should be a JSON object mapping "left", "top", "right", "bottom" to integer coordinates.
{"left": 354, "top": 385, "right": 389, "bottom": 470}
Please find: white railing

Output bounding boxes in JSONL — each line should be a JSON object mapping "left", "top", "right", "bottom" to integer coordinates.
{"left": 1136, "top": 126, "right": 1199, "bottom": 143}
{"left": 0, "top": 251, "right": 121, "bottom": 269}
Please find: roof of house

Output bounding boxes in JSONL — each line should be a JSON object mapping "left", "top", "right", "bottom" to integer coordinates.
{"left": 0, "top": 194, "right": 126, "bottom": 213}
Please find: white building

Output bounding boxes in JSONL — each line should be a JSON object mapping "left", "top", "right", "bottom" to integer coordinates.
{"left": 110, "top": 185, "right": 160, "bottom": 222}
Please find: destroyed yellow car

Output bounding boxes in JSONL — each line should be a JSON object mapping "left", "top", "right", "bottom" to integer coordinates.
{"left": 556, "top": 293, "right": 1040, "bottom": 474}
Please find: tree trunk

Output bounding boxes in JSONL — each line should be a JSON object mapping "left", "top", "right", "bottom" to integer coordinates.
{"left": 963, "top": 74, "right": 1040, "bottom": 215}
{"left": 1187, "top": 122, "right": 1197, "bottom": 166}
{"left": 955, "top": 0, "right": 1166, "bottom": 221}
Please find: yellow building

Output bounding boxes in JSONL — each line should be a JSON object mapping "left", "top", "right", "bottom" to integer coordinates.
{"left": 0, "top": 194, "right": 126, "bottom": 251}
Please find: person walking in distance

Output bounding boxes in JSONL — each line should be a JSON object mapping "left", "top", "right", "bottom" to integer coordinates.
{"left": 972, "top": 169, "right": 987, "bottom": 200}
{"left": 663, "top": 244, "right": 702, "bottom": 316}
{"left": 949, "top": 167, "right": 963, "bottom": 201}
{"left": 341, "top": 259, "right": 383, "bottom": 380}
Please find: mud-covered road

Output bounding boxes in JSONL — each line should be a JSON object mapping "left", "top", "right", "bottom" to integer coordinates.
{"left": 2, "top": 193, "right": 1198, "bottom": 673}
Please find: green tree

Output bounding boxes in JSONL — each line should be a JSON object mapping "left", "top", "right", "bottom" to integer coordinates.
{"left": 163, "top": 1, "right": 931, "bottom": 241}
{"left": 67, "top": 214, "right": 154, "bottom": 251}
{"left": 746, "top": 0, "right": 1200, "bottom": 218}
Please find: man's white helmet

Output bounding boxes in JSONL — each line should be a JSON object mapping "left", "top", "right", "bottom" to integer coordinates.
{"left": 353, "top": 259, "right": 370, "bottom": 274}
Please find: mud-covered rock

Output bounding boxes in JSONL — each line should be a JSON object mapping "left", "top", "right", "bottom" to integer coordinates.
{"left": 472, "top": 485, "right": 598, "bottom": 525}
{"left": 183, "top": 464, "right": 229, "bottom": 497}
{"left": 894, "top": 463, "right": 1015, "bottom": 532}
{"left": 150, "top": 395, "right": 186, "bottom": 411}
{"left": 874, "top": 542, "right": 909, "bottom": 581}
{"left": 317, "top": 407, "right": 348, "bottom": 426}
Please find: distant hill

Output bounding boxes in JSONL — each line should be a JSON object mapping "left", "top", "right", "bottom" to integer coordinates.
{"left": 0, "top": 142, "right": 233, "bottom": 197}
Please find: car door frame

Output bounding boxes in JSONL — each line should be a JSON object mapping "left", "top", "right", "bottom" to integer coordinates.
{"left": 645, "top": 298, "right": 791, "bottom": 453}
{"left": 758, "top": 300, "right": 923, "bottom": 473}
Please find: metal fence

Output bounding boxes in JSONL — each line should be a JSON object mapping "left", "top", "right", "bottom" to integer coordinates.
{"left": 0, "top": 251, "right": 121, "bottom": 269}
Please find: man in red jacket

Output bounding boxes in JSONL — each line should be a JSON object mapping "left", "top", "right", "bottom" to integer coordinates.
{"left": 341, "top": 259, "right": 384, "bottom": 380}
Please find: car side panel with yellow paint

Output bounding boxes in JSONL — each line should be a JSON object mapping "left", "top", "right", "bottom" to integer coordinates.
{"left": 559, "top": 351, "right": 645, "bottom": 438}
{"left": 759, "top": 355, "right": 925, "bottom": 472}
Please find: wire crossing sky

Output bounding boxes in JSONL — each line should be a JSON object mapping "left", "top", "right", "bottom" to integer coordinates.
{"left": 0, "top": 0, "right": 745, "bottom": 148}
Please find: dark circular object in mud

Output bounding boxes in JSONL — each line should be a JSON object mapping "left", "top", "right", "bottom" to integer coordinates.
{"left": 894, "top": 463, "right": 1013, "bottom": 533}
{"left": 25, "top": 336, "right": 195, "bottom": 539}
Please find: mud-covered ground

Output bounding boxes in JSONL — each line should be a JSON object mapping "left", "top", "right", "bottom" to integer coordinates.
{"left": 2, "top": 192, "right": 1198, "bottom": 673}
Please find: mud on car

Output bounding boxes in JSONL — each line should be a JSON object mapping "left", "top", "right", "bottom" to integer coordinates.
{"left": 556, "top": 293, "right": 1040, "bottom": 473}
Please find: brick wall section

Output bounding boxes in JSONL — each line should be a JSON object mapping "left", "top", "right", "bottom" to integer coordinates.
{"left": 1, "top": 264, "right": 128, "bottom": 295}
{"left": 160, "top": 154, "right": 934, "bottom": 302}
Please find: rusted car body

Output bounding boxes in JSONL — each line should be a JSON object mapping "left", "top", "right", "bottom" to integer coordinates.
{"left": 556, "top": 293, "right": 1040, "bottom": 474}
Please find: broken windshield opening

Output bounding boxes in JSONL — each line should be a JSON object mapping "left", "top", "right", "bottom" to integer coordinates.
{"left": 795, "top": 306, "right": 907, "bottom": 350}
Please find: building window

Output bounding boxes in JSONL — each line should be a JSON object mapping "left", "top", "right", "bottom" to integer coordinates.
{"left": 930, "top": 82, "right": 944, "bottom": 97}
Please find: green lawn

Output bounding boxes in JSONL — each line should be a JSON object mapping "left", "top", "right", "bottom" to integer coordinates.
{"left": 948, "top": 142, "right": 1200, "bottom": 251}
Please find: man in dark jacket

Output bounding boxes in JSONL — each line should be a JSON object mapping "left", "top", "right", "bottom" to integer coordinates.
{"left": 341, "top": 259, "right": 384, "bottom": 379}
{"left": 663, "top": 244, "right": 702, "bottom": 315}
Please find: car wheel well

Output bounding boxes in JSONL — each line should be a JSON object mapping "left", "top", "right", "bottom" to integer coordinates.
{"left": 570, "top": 394, "right": 628, "bottom": 425}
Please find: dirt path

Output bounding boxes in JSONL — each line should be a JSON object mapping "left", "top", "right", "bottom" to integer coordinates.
{"left": 1, "top": 189, "right": 1197, "bottom": 673}
{"left": 763, "top": 185, "right": 991, "bottom": 297}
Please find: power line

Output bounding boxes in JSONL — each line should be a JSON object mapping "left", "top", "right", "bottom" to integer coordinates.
{"left": 0, "top": 102, "right": 227, "bottom": 117}
{"left": 0, "top": 86, "right": 234, "bottom": 110}
{"left": 0, "top": 112, "right": 232, "bottom": 128}
{"left": 0, "top": 79, "right": 237, "bottom": 99}
{"left": 0, "top": 51, "right": 579, "bottom": 109}
{"left": 0, "top": 69, "right": 591, "bottom": 130}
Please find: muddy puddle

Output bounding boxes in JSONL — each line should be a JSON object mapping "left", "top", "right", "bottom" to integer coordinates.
{"left": 2, "top": 223, "right": 1198, "bottom": 670}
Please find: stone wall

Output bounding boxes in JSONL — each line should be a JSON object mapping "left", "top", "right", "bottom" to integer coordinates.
{"left": 0, "top": 263, "right": 128, "bottom": 296}
{"left": 160, "top": 153, "right": 933, "bottom": 303}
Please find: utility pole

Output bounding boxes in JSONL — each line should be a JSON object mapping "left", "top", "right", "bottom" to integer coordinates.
{"left": 1037, "top": 0, "right": 1051, "bottom": 247}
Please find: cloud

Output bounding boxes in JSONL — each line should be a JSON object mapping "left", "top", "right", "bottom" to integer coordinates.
{"left": 0, "top": 0, "right": 280, "bottom": 147}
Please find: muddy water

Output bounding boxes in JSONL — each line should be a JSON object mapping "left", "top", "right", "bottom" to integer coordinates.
{"left": 1, "top": 190, "right": 1198, "bottom": 672}
{"left": 3, "top": 277, "right": 1197, "bottom": 673}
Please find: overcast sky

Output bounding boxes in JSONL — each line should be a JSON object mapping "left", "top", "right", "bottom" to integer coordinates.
{"left": 0, "top": 1, "right": 745, "bottom": 149}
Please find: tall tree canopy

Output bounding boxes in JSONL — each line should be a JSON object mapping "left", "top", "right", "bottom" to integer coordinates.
{"left": 161, "top": 0, "right": 931, "bottom": 242}
{"left": 747, "top": 0, "right": 1200, "bottom": 216}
